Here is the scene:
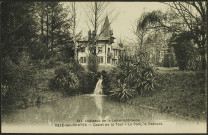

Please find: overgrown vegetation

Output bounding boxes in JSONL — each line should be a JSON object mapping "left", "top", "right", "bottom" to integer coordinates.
{"left": 49, "top": 62, "right": 98, "bottom": 95}
{"left": 102, "top": 53, "right": 157, "bottom": 102}
{"left": 1, "top": 1, "right": 77, "bottom": 110}
{"left": 171, "top": 32, "right": 201, "bottom": 71}
{"left": 1, "top": 53, "right": 36, "bottom": 109}
{"left": 1, "top": 1, "right": 206, "bottom": 123}
{"left": 127, "top": 71, "right": 206, "bottom": 120}
{"left": 137, "top": 1, "right": 207, "bottom": 70}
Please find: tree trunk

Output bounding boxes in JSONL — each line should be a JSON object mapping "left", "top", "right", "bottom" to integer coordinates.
{"left": 201, "top": 53, "right": 206, "bottom": 70}
{"left": 93, "top": 2, "right": 98, "bottom": 56}
{"left": 46, "top": 4, "right": 49, "bottom": 51}
{"left": 51, "top": 10, "right": 54, "bottom": 52}
{"left": 72, "top": 2, "right": 78, "bottom": 61}
{"left": 41, "top": 14, "right": 43, "bottom": 36}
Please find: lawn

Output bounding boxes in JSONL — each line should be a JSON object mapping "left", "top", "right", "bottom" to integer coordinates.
{"left": 127, "top": 70, "right": 207, "bottom": 121}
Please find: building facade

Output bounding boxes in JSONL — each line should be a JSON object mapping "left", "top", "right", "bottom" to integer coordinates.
{"left": 77, "top": 16, "right": 123, "bottom": 67}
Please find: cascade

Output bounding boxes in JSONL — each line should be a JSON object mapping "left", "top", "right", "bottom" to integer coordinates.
{"left": 94, "top": 76, "right": 103, "bottom": 95}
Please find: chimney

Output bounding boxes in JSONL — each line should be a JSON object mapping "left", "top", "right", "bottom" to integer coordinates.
{"left": 110, "top": 30, "right": 113, "bottom": 36}
{"left": 88, "top": 30, "right": 91, "bottom": 41}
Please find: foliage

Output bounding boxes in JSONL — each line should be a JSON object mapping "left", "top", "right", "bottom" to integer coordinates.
{"left": 172, "top": 32, "right": 201, "bottom": 70}
{"left": 1, "top": 2, "right": 38, "bottom": 62}
{"left": 106, "top": 53, "right": 157, "bottom": 102}
{"left": 0, "top": 1, "right": 75, "bottom": 61}
{"left": 58, "top": 44, "right": 75, "bottom": 63}
{"left": 1, "top": 53, "right": 36, "bottom": 109}
{"left": 70, "top": 61, "right": 98, "bottom": 94}
{"left": 128, "top": 71, "right": 206, "bottom": 120}
{"left": 110, "top": 80, "right": 135, "bottom": 102}
{"left": 163, "top": 53, "right": 177, "bottom": 67}
{"left": 87, "top": 54, "right": 98, "bottom": 73}
{"left": 49, "top": 64, "right": 79, "bottom": 95}
{"left": 137, "top": 2, "right": 207, "bottom": 69}
{"left": 49, "top": 62, "right": 98, "bottom": 95}
{"left": 138, "top": 10, "right": 164, "bottom": 30}
{"left": 101, "top": 70, "right": 111, "bottom": 95}
{"left": 137, "top": 67, "right": 157, "bottom": 96}
{"left": 78, "top": 71, "right": 98, "bottom": 94}
{"left": 34, "top": 2, "right": 74, "bottom": 59}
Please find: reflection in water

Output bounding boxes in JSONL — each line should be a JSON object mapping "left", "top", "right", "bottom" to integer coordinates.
{"left": 94, "top": 95, "right": 103, "bottom": 118}
{"left": 2, "top": 95, "right": 204, "bottom": 128}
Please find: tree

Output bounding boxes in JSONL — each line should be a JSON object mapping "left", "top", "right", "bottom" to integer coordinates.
{"left": 1, "top": 2, "right": 38, "bottom": 61}
{"left": 137, "top": 1, "right": 207, "bottom": 70}
{"left": 69, "top": 2, "right": 82, "bottom": 61}
{"left": 33, "top": 2, "right": 74, "bottom": 60}
{"left": 83, "top": 2, "right": 117, "bottom": 55}
{"left": 81, "top": 2, "right": 117, "bottom": 72}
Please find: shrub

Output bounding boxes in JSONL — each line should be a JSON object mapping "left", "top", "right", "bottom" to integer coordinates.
{"left": 49, "top": 64, "right": 80, "bottom": 95}
{"left": 110, "top": 80, "right": 136, "bottom": 102}
{"left": 136, "top": 67, "right": 157, "bottom": 96}
{"left": 172, "top": 32, "right": 201, "bottom": 71}
{"left": 1, "top": 52, "right": 36, "bottom": 109}
{"left": 106, "top": 54, "right": 157, "bottom": 102}
{"left": 69, "top": 61, "right": 97, "bottom": 94}
{"left": 67, "top": 60, "right": 84, "bottom": 74}
{"left": 163, "top": 53, "right": 176, "bottom": 67}
{"left": 101, "top": 70, "right": 111, "bottom": 95}
{"left": 49, "top": 62, "right": 98, "bottom": 95}
{"left": 78, "top": 71, "right": 98, "bottom": 94}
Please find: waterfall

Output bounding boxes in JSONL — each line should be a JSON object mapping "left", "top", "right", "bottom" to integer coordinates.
{"left": 94, "top": 77, "right": 103, "bottom": 95}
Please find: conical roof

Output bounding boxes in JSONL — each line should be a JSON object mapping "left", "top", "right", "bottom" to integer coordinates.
{"left": 100, "top": 16, "right": 111, "bottom": 38}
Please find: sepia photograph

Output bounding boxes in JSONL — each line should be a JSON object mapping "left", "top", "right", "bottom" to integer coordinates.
{"left": 1, "top": 0, "right": 207, "bottom": 133}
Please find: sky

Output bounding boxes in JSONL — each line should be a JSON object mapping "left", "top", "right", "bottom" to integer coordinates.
{"left": 64, "top": 2, "right": 169, "bottom": 43}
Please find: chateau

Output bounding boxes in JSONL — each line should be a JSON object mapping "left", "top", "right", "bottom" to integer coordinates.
{"left": 77, "top": 16, "right": 124, "bottom": 67}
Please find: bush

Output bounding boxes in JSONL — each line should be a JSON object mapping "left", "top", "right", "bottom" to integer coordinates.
{"left": 172, "top": 32, "right": 201, "bottom": 71}
{"left": 136, "top": 67, "right": 157, "bottom": 96}
{"left": 101, "top": 70, "right": 111, "bottom": 95}
{"left": 49, "top": 62, "right": 98, "bottom": 95}
{"left": 49, "top": 64, "right": 80, "bottom": 95}
{"left": 1, "top": 53, "right": 36, "bottom": 109}
{"left": 106, "top": 54, "right": 157, "bottom": 102}
{"left": 109, "top": 80, "right": 136, "bottom": 102}
{"left": 163, "top": 53, "right": 177, "bottom": 67}
{"left": 78, "top": 71, "right": 98, "bottom": 94}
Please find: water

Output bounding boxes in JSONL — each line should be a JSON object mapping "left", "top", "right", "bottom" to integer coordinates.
{"left": 1, "top": 94, "right": 206, "bottom": 133}
{"left": 94, "top": 78, "right": 103, "bottom": 95}
{"left": 1, "top": 80, "right": 206, "bottom": 133}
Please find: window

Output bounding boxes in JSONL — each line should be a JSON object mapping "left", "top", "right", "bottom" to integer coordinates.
{"left": 80, "top": 48, "right": 85, "bottom": 52}
{"left": 80, "top": 57, "right": 86, "bottom": 63}
{"left": 107, "top": 57, "right": 110, "bottom": 63}
{"left": 108, "top": 48, "right": 110, "bottom": 54}
{"left": 97, "top": 56, "right": 103, "bottom": 63}
{"left": 98, "top": 47, "right": 102, "bottom": 53}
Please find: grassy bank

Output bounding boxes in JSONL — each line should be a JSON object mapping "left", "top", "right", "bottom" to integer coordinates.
{"left": 126, "top": 70, "right": 207, "bottom": 121}
{"left": 32, "top": 68, "right": 64, "bottom": 104}
{"left": 3, "top": 68, "right": 64, "bottom": 110}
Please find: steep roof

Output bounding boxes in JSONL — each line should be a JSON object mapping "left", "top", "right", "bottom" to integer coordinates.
{"left": 100, "top": 16, "right": 111, "bottom": 38}
{"left": 78, "top": 16, "right": 114, "bottom": 42}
